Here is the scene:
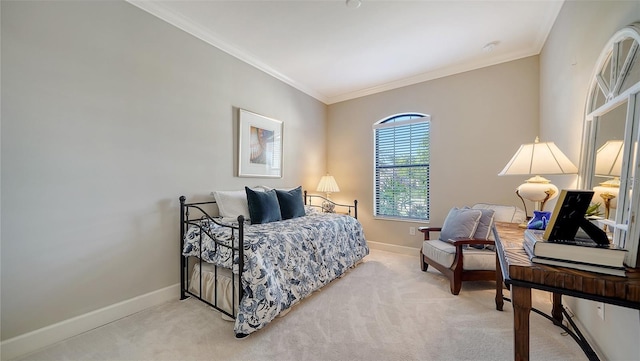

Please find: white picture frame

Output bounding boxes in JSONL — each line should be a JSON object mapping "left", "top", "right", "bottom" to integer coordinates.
{"left": 238, "top": 109, "right": 283, "bottom": 178}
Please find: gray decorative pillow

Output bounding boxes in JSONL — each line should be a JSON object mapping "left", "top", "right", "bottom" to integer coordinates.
{"left": 439, "top": 208, "right": 482, "bottom": 241}
{"left": 472, "top": 208, "right": 495, "bottom": 240}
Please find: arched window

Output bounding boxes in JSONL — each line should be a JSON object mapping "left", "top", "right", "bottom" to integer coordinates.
{"left": 373, "top": 113, "right": 430, "bottom": 220}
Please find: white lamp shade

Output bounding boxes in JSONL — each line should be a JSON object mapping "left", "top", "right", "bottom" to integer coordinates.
{"left": 498, "top": 137, "right": 578, "bottom": 176}
{"left": 316, "top": 175, "right": 340, "bottom": 193}
{"left": 499, "top": 137, "right": 576, "bottom": 212}
{"left": 594, "top": 140, "right": 623, "bottom": 177}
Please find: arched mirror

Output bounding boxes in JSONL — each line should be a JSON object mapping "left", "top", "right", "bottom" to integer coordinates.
{"left": 581, "top": 23, "right": 640, "bottom": 268}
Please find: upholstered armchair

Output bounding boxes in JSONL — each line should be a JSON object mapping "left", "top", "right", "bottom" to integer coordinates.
{"left": 419, "top": 204, "right": 526, "bottom": 295}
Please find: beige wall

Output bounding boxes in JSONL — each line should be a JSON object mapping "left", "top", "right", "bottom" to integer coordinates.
{"left": 1, "top": 1, "right": 326, "bottom": 340}
{"left": 539, "top": 1, "right": 640, "bottom": 359}
{"left": 327, "top": 57, "right": 539, "bottom": 249}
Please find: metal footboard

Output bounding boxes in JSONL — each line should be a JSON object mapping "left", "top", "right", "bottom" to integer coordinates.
{"left": 179, "top": 196, "right": 244, "bottom": 321}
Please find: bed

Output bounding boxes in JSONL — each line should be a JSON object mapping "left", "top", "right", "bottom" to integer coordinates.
{"left": 179, "top": 188, "right": 369, "bottom": 338}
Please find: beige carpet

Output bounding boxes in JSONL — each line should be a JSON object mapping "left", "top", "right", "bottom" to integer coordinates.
{"left": 13, "top": 249, "right": 586, "bottom": 361}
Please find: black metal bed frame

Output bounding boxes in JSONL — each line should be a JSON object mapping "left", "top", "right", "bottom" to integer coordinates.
{"left": 179, "top": 196, "right": 245, "bottom": 320}
{"left": 303, "top": 190, "right": 358, "bottom": 218}
{"left": 179, "top": 191, "right": 358, "bottom": 325}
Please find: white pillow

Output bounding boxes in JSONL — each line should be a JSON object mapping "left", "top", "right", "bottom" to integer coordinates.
{"left": 212, "top": 188, "right": 267, "bottom": 219}
{"left": 472, "top": 203, "right": 526, "bottom": 224}
{"left": 212, "top": 190, "right": 250, "bottom": 219}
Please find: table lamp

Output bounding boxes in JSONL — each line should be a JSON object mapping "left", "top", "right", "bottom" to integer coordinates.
{"left": 592, "top": 140, "right": 623, "bottom": 223}
{"left": 498, "top": 137, "right": 578, "bottom": 217}
{"left": 316, "top": 174, "right": 340, "bottom": 212}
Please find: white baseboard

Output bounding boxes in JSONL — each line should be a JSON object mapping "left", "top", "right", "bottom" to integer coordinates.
{"left": 1, "top": 283, "right": 180, "bottom": 361}
{"left": 562, "top": 304, "right": 606, "bottom": 360}
{"left": 367, "top": 240, "right": 420, "bottom": 257}
{"left": 0, "top": 244, "right": 413, "bottom": 360}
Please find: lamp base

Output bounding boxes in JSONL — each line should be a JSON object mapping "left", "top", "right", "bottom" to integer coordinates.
{"left": 516, "top": 177, "right": 558, "bottom": 212}
{"left": 593, "top": 181, "right": 619, "bottom": 212}
{"left": 321, "top": 200, "right": 335, "bottom": 213}
{"left": 599, "top": 192, "right": 617, "bottom": 232}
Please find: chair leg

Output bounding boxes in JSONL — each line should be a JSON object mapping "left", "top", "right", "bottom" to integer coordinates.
{"left": 420, "top": 250, "right": 429, "bottom": 271}
{"left": 450, "top": 277, "right": 462, "bottom": 295}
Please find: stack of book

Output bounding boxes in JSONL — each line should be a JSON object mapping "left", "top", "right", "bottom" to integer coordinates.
{"left": 523, "top": 229, "right": 627, "bottom": 277}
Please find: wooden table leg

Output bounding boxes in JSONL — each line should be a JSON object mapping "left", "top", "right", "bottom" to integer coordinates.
{"left": 512, "top": 285, "right": 531, "bottom": 361}
{"left": 551, "top": 292, "right": 563, "bottom": 326}
{"left": 495, "top": 255, "right": 504, "bottom": 311}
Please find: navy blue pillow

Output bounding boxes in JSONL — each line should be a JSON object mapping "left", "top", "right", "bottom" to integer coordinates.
{"left": 275, "top": 186, "right": 305, "bottom": 220}
{"left": 245, "top": 187, "right": 282, "bottom": 224}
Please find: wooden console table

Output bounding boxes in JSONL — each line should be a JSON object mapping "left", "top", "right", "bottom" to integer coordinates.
{"left": 493, "top": 222, "right": 640, "bottom": 361}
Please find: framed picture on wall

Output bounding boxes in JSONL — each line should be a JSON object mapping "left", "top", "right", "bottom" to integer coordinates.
{"left": 238, "top": 109, "right": 283, "bottom": 178}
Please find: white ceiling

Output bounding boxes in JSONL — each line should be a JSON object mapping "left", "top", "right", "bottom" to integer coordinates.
{"left": 129, "top": 0, "right": 564, "bottom": 104}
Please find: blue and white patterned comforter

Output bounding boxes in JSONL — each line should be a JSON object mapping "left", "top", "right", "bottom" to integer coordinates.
{"left": 182, "top": 212, "right": 369, "bottom": 336}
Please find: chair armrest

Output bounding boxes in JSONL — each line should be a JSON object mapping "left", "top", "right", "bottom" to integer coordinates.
{"left": 445, "top": 238, "right": 495, "bottom": 247}
{"left": 418, "top": 227, "right": 442, "bottom": 241}
{"left": 418, "top": 227, "right": 441, "bottom": 232}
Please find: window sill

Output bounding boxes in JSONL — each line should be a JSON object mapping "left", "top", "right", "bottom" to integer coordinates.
{"left": 373, "top": 216, "right": 428, "bottom": 223}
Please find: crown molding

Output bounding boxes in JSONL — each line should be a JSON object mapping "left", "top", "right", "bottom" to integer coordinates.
{"left": 126, "top": 0, "right": 328, "bottom": 104}
{"left": 328, "top": 1, "right": 563, "bottom": 105}
{"left": 533, "top": 1, "right": 564, "bottom": 54}
{"left": 127, "top": 0, "right": 562, "bottom": 106}
{"left": 326, "top": 49, "right": 540, "bottom": 104}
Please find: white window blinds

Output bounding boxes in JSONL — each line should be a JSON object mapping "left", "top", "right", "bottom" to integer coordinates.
{"left": 374, "top": 114, "right": 430, "bottom": 220}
